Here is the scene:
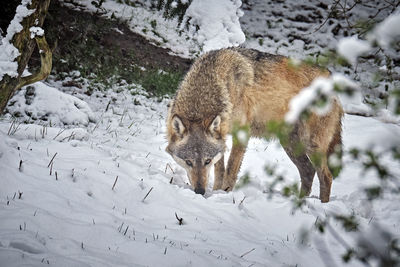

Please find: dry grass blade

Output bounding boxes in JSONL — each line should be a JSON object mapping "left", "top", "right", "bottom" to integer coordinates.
{"left": 240, "top": 248, "right": 255, "bottom": 258}
{"left": 19, "top": 160, "right": 23, "bottom": 172}
{"left": 112, "top": 176, "right": 118, "bottom": 190}
{"left": 53, "top": 128, "right": 66, "bottom": 140}
{"left": 47, "top": 152, "right": 58, "bottom": 168}
{"left": 175, "top": 212, "right": 183, "bottom": 225}
{"left": 142, "top": 187, "right": 154, "bottom": 202}
{"left": 165, "top": 163, "right": 175, "bottom": 174}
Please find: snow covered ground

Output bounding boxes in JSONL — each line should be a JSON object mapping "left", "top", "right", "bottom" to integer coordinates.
{"left": 1, "top": 0, "right": 400, "bottom": 266}
{"left": 0, "top": 78, "right": 399, "bottom": 266}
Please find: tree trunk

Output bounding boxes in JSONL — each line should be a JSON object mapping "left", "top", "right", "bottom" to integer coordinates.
{"left": 0, "top": 0, "right": 52, "bottom": 114}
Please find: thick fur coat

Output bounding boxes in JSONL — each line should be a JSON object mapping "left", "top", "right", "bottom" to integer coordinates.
{"left": 166, "top": 48, "right": 343, "bottom": 202}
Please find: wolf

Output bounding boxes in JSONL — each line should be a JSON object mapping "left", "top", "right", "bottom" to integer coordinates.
{"left": 166, "top": 48, "right": 343, "bottom": 203}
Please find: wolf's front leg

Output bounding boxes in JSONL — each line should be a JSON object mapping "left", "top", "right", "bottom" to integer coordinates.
{"left": 222, "top": 144, "right": 247, "bottom": 191}
{"left": 213, "top": 155, "right": 225, "bottom": 190}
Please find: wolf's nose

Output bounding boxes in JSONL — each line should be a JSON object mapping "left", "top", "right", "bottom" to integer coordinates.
{"left": 194, "top": 188, "right": 205, "bottom": 195}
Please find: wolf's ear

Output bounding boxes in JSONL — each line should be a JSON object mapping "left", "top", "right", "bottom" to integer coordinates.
{"left": 209, "top": 115, "right": 221, "bottom": 135}
{"left": 172, "top": 115, "right": 185, "bottom": 136}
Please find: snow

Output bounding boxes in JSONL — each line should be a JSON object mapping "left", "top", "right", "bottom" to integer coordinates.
{"left": 170, "top": 1, "right": 178, "bottom": 9}
{"left": 29, "top": 26, "right": 44, "bottom": 39}
{"left": 0, "top": 0, "right": 35, "bottom": 81}
{"left": 182, "top": 0, "right": 245, "bottom": 53}
{"left": 239, "top": 0, "right": 398, "bottom": 117}
{"left": 285, "top": 74, "right": 358, "bottom": 124}
{"left": 1, "top": 0, "right": 399, "bottom": 266}
{"left": 63, "top": 0, "right": 196, "bottom": 58}
{"left": 63, "top": 0, "right": 245, "bottom": 57}
{"left": 372, "top": 12, "right": 400, "bottom": 50}
{"left": 112, "top": 27, "right": 124, "bottom": 35}
{"left": 338, "top": 89, "right": 372, "bottom": 117}
{"left": 337, "top": 36, "right": 371, "bottom": 66}
{"left": 6, "top": 82, "right": 96, "bottom": 127}
{"left": 0, "top": 79, "right": 399, "bottom": 266}
{"left": 336, "top": 12, "right": 400, "bottom": 67}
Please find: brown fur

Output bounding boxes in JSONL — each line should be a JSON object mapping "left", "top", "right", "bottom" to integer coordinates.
{"left": 166, "top": 48, "right": 344, "bottom": 202}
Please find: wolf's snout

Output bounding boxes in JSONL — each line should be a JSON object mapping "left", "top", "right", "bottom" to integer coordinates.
{"left": 194, "top": 187, "right": 205, "bottom": 195}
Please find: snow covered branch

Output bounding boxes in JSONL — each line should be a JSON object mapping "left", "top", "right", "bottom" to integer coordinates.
{"left": 287, "top": 11, "right": 400, "bottom": 124}
{"left": 0, "top": 0, "right": 51, "bottom": 114}
{"left": 285, "top": 74, "right": 357, "bottom": 124}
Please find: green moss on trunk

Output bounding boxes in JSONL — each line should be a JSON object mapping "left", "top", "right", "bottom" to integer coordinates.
{"left": 0, "top": 0, "right": 51, "bottom": 114}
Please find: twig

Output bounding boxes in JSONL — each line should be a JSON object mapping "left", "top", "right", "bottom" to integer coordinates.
{"left": 175, "top": 212, "right": 184, "bottom": 225}
{"left": 239, "top": 196, "right": 246, "bottom": 206}
{"left": 59, "top": 132, "right": 75, "bottom": 142}
{"left": 142, "top": 187, "right": 154, "bottom": 202}
{"left": 165, "top": 163, "right": 175, "bottom": 174}
{"left": 123, "top": 225, "right": 129, "bottom": 236}
{"left": 19, "top": 160, "right": 23, "bottom": 172}
{"left": 118, "top": 222, "right": 124, "bottom": 232}
{"left": 105, "top": 100, "right": 111, "bottom": 112}
{"left": 312, "top": 0, "right": 341, "bottom": 33}
{"left": 50, "top": 162, "right": 53, "bottom": 176}
{"left": 68, "top": 132, "right": 75, "bottom": 142}
{"left": 112, "top": 176, "right": 119, "bottom": 190}
{"left": 345, "top": 111, "right": 372, "bottom": 117}
{"left": 47, "top": 152, "right": 57, "bottom": 168}
{"left": 53, "top": 128, "right": 66, "bottom": 140}
{"left": 240, "top": 248, "right": 255, "bottom": 258}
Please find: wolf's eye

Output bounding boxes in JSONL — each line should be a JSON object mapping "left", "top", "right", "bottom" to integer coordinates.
{"left": 185, "top": 160, "right": 193, "bottom": 167}
{"left": 204, "top": 159, "right": 211, "bottom": 165}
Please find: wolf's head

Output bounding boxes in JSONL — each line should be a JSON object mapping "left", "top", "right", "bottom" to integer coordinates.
{"left": 166, "top": 115, "right": 225, "bottom": 195}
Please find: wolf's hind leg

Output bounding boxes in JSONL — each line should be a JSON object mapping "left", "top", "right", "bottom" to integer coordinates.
{"left": 315, "top": 157, "right": 332, "bottom": 203}
{"left": 283, "top": 146, "right": 316, "bottom": 197}
{"left": 213, "top": 155, "right": 225, "bottom": 190}
{"left": 222, "top": 144, "right": 246, "bottom": 191}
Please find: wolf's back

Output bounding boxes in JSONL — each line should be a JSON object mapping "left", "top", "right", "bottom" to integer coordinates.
{"left": 169, "top": 49, "right": 261, "bottom": 122}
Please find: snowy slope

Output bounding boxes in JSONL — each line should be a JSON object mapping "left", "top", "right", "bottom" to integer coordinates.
{"left": 1, "top": 80, "right": 399, "bottom": 267}
{"left": 63, "top": 0, "right": 245, "bottom": 58}
{"left": 62, "top": 0, "right": 399, "bottom": 117}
